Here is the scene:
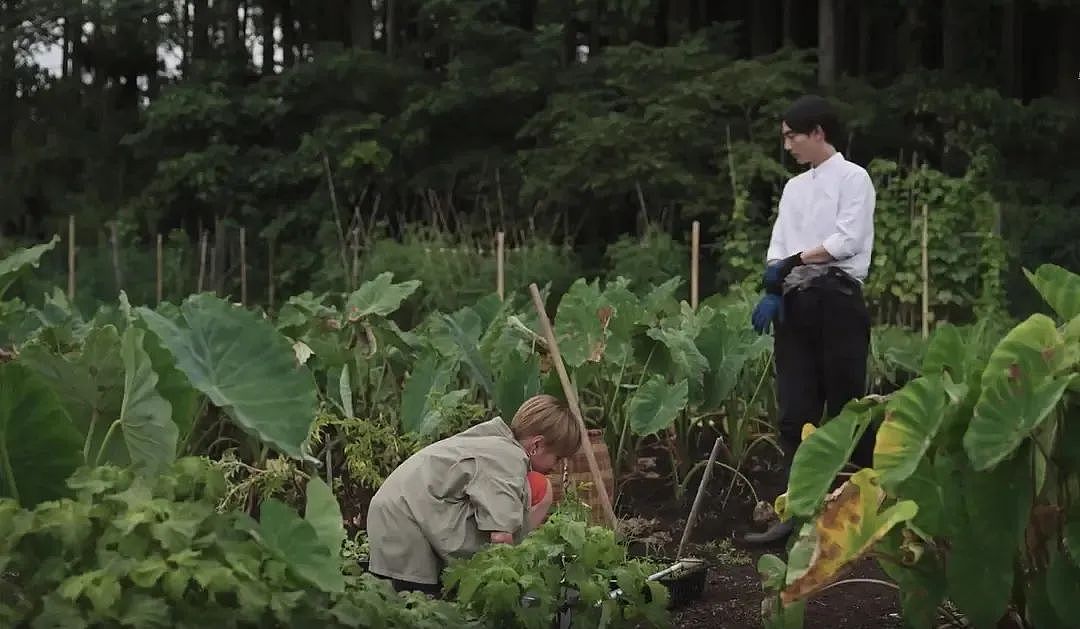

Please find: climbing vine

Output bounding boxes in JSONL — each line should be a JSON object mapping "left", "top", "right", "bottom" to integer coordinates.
{"left": 864, "top": 157, "right": 1006, "bottom": 327}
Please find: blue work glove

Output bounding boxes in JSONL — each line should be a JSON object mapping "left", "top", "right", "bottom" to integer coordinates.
{"left": 762, "top": 253, "right": 804, "bottom": 294}
{"left": 751, "top": 293, "right": 783, "bottom": 334}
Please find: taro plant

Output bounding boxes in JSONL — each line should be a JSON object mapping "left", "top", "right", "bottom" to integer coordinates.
{"left": 759, "top": 263, "right": 1080, "bottom": 629}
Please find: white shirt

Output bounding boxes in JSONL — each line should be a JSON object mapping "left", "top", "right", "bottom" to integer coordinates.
{"left": 765, "top": 152, "right": 875, "bottom": 282}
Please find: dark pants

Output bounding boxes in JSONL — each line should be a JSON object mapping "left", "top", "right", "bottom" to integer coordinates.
{"left": 773, "top": 269, "right": 874, "bottom": 478}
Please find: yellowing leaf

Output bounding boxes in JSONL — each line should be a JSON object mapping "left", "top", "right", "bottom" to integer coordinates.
{"left": 801, "top": 423, "right": 816, "bottom": 441}
{"left": 781, "top": 469, "right": 917, "bottom": 605}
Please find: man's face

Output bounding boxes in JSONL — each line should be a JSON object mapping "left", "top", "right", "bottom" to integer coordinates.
{"left": 782, "top": 121, "right": 820, "bottom": 165}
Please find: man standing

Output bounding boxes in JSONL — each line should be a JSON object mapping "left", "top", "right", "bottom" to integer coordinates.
{"left": 743, "top": 95, "right": 876, "bottom": 545}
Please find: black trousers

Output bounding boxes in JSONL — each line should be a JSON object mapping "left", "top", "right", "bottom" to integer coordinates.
{"left": 773, "top": 270, "right": 874, "bottom": 476}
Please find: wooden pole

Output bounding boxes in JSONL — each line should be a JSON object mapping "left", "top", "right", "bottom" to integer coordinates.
{"left": 67, "top": 215, "right": 75, "bottom": 301}
{"left": 677, "top": 437, "right": 723, "bottom": 559}
{"left": 155, "top": 233, "right": 163, "bottom": 305}
{"left": 528, "top": 283, "right": 619, "bottom": 529}
{"left": 690, "top": 221, "right": 700, "bottom": 310}
{"left": 496, "top": 231, "right": 505, "bottom": 301}
{"left": 240, "top": 227, "right": 247, "bottom": 306}
{"left": 197, "top": 231, "right": 208, "bottom": 293}
{"left": 921, "top": 202, "right": 930, "bottom": 339}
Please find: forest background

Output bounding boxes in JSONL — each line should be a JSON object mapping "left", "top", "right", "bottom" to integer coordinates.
{"left": 1, "top": 0, "right": 1078, "bottom": 325}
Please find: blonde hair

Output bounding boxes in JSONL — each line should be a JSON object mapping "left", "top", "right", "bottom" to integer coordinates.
{"left": 510, "top": 394, "right": 581, "bottom": 458}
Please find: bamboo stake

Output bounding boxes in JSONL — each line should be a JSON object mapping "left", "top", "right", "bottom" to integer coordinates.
{"left": 528, "top": 283, "right": 619, "bottom": 530}
{"left": 240, "top": 227, "right": 247, "bottom": 306}
{"left": 677, "top": 437, "right": 723, "bottom": 560}
{"left": 67, "top": 215, "right": 75, "bottom": 301}
{"left": 921, "top": 202, "right": 930, "bottom": 339}
{"left": 197, "top": 231, "right": 208, "bottom": 293}
{"left": 156, "top": 233, "right": 163, "bottom": 304}
{"left": 690, "top": 221, "right": 700, "bottom": 310}
{"left": 496, "top": 231, "right": 505, "bottom": 301}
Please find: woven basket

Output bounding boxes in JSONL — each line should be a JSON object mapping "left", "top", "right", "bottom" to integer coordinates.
{"left": 548, "top": 429, "right": 615, "bottom": 527}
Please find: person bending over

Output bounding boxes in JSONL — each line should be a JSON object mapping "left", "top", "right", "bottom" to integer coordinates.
{"left": 365, "top": 394, "right": 580, "bottom": 594}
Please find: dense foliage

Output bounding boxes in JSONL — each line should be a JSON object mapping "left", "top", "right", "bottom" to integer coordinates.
{"left": 759, "top": 263, "right": 1080, "bottom": 629}
{"left": 1, "top": 1, "right": 1076, "bottom": 319}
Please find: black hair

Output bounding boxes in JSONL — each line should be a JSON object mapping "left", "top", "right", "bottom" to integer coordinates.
{"left": 782, "top": 95, "right": 842, "bottom": 145}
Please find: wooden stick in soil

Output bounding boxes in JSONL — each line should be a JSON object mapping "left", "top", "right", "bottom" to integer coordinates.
{"left": 921, "top": 202, "right": 929, "bottom": 339}
{"left": 690, "top": 220, "right": 700, "bottom": 310}
{"left": 67, "top": 215, "right": 75, "bottom": 301}
{"left": 156, "top": 233, "right": 163, "bottom": 305}
{"left": 676, "top": 437, "right": 724, "bottom": 560}
{"left": 527, "top": 283, "right": 619, "bottom": 530}
{"left": 240, "top": 227, "right": 247, "bottom": 306}
{"left": 197, "top": 230, "right": 208, "bottom": 293}
{"left": 496, "top": 231, "right": 505, "bottom": 301}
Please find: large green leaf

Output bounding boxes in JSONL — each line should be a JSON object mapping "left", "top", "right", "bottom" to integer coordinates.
{"left": 895, "top": 457, "right": 946, "bottom": 538}
{"left": 873, "top": 376, "right": 947, "bottom": 489}
{"left": 255, "top": 498, "right": 344, "bottom": 593}
{"left": 696, "top": 309, "right": 771, "bottom": 409}
{"left": 0, "top": 363, "right": 83, "bottom": 506}
{"left": 782, "top": 470, "right": 917, "bottom": 604}
{"left": 921, "top": 323, "right": 968, "bottom": 382}
{"left": 440, "top": 312, "right": 494, "bottom": 396}
{"left": 400, "top": 352, "right": 456, "bottom": 435}
{"left": 782, "top": 399, "right": 880, "bottom": 519}
{"left": 1025, "top": 264, "right": 1080, "bottom": 322}
{"left": 494, "top": 352, "right": 540, "bottom": 420}
{"left": 1047, "top": 545, "right": 1080, "bottom": 627}
{"left": 625, "top": 376, "right": 688, "bottom": 436}
{"left": 0, "top": 235, "right": 59, "bottom": 300}
{"left": 304, "top": 476, "right": 345, "bottom": 559}
{"left": 136, "top": 295, "right": 318, "bottom": 459}
{"left": 964, "top": 315, "right": 1071, "bottom": 470}
{"left": 117, "top": 327, "right": 177, "bottom": 476}
{"left": 17, "top": 326, "right": 126, "bottom": 463}
{"left": 598, "top": 277, "right": 643, "bottom": 366}
{"left": 877, "top": 531, "right": 946, "bottom": 629}
{"left": 645, "top": 326, "right": 709, "bottom": 386}
{"left": 344, "top": 272, "right": 421, "bottom": 320}
{"left": 139, "top": 327, "right": 199, "bottom": 443}
{"left": 942, "top": 447, "right": 1032, "bottom": 629}
{"left": 554, "top": 278, "right": 606, "bottom": 368}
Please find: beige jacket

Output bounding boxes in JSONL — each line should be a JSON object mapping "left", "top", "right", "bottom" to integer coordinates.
{"left": 365, "top": 417, "right": 533, "bottom": 584}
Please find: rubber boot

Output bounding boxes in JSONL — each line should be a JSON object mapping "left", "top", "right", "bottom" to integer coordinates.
{"left": 742, "top": 437, "right": 798, "bottom": 546}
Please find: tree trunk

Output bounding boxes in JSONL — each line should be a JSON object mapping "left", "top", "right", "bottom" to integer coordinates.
{"left": 587, "top": 0, "right": 600, "bottom": 54}
{"left": 899, "top": 1, "right": 923, "bottom": 70}
{"left": 818, "top": 0, "right": 836, "bottom": 87}
{"left": 942, "top": 0, "right": 963, "bottom": 76}
{"left": 857, "top": 1, "right": 871, "bottom": 76}
{"left": 750, "top": 0, "right": 777, "bottom": 56}
{"left": 261, "top": 0, "right": 276, "bottom": 73}
{"left": 1059, "top": 7, "right": 1080, "bottom": 99}
{"left": 193, "top": 0, "right": 211, "bottom": 64}
{"left": 0, "top": 16, "right": 13, "bottom": 156}
{"left": 999, "top": 0, "right": 1020, "bottom": 96}
{"left": 520, "top": 0, "right": 537, "bottom": 30}
{"left": 349, "top": 0, "right": 373, "bottom": 49}
{"left": 781, "top": 0, "right": 794, "bottom": 46}
{"left": 652, "top": 0, "right": 669, "bottom": 45}
{"left": 385, "top": 0, "right": 397, "bottom": 58}
{"left": 281, "top": 0, "right": 296, "bottom": 66}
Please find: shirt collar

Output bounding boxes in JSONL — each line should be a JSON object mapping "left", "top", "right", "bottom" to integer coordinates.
{"left": 810, "top": 152, "right": 844, "bottom": 179}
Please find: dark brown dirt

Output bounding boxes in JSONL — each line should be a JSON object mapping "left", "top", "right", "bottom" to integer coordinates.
{"left": 615, "top": 448, "right": 904, "bottom": 629}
